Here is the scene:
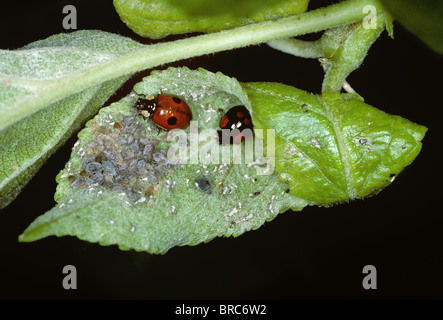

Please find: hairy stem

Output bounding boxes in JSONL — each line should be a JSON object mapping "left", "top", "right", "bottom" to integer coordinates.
{"left": 321, "top": 11, "right": 387, "bottom": 93}
{"left": 267, "top": 38, "right": 323, "bottom": 58}
{"left": 1, "top": 0, "right": 385, "bottom": 130}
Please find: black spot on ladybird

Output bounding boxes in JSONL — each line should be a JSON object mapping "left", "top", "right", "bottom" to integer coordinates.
{"left": 195, "top": 177, "right": 212, "bottom": 194}
{"left": 167, "top": 116, "right": 177, "bottom": 126}
{"left": 172, "top": 96, "right": 182, "bottom": 104}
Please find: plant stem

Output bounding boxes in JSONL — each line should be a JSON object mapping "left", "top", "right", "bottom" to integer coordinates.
{"left": 1, "top": 0, "right": 385, "bottom": 130}
{"left": 321, "top": 11, "right": 387, "bottom": 93}
{"left": 107, "top": 0, "right": 384, "bottom": 75}
{"left": 267, "top": 38, "right": 323, "bottom": 59}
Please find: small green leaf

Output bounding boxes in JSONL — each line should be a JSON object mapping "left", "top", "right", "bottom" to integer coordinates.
{"left": 244, "top": 82, "right": 427, "bottom": 206}
{"left": 20, "top": 67, "right": 306, "bottom": 253}
{"left": 0, "top": 30, "right": 142, "bottom": 208}
{"left": 113, "top": 0, "right": 309, "bottom": 39}
{"left": 380, "top": 0, "right": 443, "bottom": 54}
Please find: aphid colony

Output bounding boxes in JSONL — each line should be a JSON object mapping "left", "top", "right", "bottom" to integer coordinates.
{"left": 68, "top": 93, "right": 255, "bottom": 202}
{"left": 69, "top": 109, "right": 178, "bottom": 204}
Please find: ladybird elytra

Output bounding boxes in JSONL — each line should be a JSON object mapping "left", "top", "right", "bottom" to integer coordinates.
{"left": 218, "top": 105, "right": 253, "bottom": 145}
{"left": 134, "top": 94, "right": 192, "bottom": 130}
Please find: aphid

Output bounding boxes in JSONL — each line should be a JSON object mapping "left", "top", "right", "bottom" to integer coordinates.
{"left": 217, "top": 105, "right": 253, "bottom": 144}
{"left": 102, "top": 161, "right": 116, "bottom": 176}
{"left": 195, "top": 177, "right": 212, "bottom": 194}
{"left": 135, "top": 94, "right": 192, "bottom": 130}
{"left": 113, "top": 122, "right": 123, "bottom": 130}
{"left": 85, "top": 161, "right": 102, "bottom": 174}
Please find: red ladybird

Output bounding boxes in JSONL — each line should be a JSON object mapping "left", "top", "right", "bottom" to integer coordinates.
{"left": 135, "top": 94, "right": 192, "bottom": 130}
{"left": 218, "top": 105, "right": 253, "bottom": 145}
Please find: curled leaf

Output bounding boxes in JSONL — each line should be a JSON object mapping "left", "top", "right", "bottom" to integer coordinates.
{"left": 20, "top": 67, "right": 306, "bottom": 253}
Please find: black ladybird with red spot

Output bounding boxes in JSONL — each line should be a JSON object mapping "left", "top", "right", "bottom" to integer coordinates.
{"left": 135, "top": 94, "right": 192, "bottom": 130}
{"left": 218, "top": 105, "right": 253, "bottom": 144}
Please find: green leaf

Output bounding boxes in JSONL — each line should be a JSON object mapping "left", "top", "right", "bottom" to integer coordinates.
{"left": 19, "top": 67, "right": 428, "bottom": 252}
{"left": 19, "top": 67, "right": 307, "bottom": 253}
{"left": 380, "top": 0, "right": 443, "bottom": 54}
{"left": 165, "top": 0, "right": 301, "bottom": 17}
{"left": 113, "top": 0, "right": 309, "bottom": 39}
{"left": 0, "top": 30, "right": 141, "bottom": 209}
{"left": 244, "top": 82, "right": 427, "bottom": 206}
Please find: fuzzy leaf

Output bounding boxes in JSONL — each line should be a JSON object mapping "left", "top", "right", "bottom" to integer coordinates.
{"left": 0, "top": 30, "right": 142, "bottom": 208}
{"left": 113, "top": 0, "right": 309, "bottom": 39}
{"left": 19, "top": 67, "right": 306, "bottom": 253}
{"left": 244, "top": 82, "right": 427, "bottom": 205}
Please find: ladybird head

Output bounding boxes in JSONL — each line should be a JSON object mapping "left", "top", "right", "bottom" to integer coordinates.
{"left": 135, "top": 95, "right": 157, "bottom": 118}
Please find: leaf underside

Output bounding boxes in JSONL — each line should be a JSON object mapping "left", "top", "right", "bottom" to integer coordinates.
{"left": 0, "top": 31, "right": 142, "bottom": 209}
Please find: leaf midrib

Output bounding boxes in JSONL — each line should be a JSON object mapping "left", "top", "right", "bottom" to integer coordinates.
{"left": 316, "top": 96, "right": 356, "bottom": 199}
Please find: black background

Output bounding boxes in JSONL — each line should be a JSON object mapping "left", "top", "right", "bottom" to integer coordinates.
{"left": 0, "top": 0, "right": 442, "bottom": 300}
